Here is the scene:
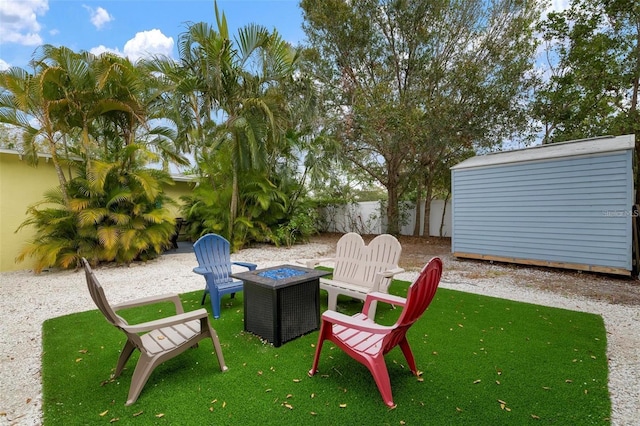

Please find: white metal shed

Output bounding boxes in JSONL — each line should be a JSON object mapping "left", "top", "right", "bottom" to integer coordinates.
{"left": 451, "top": 134, "right": 636, "bottom": 276}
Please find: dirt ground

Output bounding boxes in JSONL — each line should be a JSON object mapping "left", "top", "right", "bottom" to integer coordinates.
{"left": 308, "top": 232, "right": 640, "bottom": 306}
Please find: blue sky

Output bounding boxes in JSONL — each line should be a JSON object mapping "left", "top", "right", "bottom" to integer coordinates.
{"left": 0, "top": 0, "right": 306, "bottom": 70}
{"left": 1, "top": 0, "right": 571, "bottom": 72}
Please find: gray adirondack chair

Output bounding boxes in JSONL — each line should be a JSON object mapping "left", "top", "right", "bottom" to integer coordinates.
{"left": 82, "top": 258, "right": 228, "bottom": 406}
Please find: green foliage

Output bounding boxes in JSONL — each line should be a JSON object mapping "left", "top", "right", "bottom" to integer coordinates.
{"left": 161, "top": 7, "right": 302, "bottom": 244}
{"left": 42, "top": 284, "right": 609, "bottom": 424}
{"left": 300, "top": 0, "right": 543, "bottom": 234}
{"left": 272, "top": 205, "right": 318, "bottom": 247}
{"left": 181, "top": 167, "right": 318, "bottom": 250}
{"left": 535, "top": 0, "right": 640, "bottom": 144}
{"left": 16, "top": 162, "right": 176, "bottom": 272}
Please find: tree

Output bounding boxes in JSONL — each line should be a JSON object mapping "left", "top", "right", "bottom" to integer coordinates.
{"left": 301, "top": 0, "right": 542, "bottom": 234}
{"left": 0, "top": 58, "right": 73, "bottom": 204}
{"left": 535, "top": 0, "right": 640, "bottom": 203}
{"left": 164, "top": 4, "right": 300, "bottom": 244}
{"left": 2, "top": 46, "right": 185, "bottom": 270}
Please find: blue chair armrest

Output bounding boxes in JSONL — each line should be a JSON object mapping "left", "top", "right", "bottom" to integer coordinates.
{"left": 193, "top": 266, "right": 210, "bottom": 276}
{"left": 232, "top": 261, "right": 257, "bottom": 271}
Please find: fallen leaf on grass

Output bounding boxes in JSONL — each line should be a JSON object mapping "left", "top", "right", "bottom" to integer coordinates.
{"left": 339, "top": 404, "right": 347, "bottom": 408}
{"left": 78, "top": 349, "right": 88, "bottom": 354}
{"left": 531, "top": 414, "right": 540, "bottom": 419}
{"left": 75, "top": 358, "right": 83, "bottom": 362}
{"left": 283, "top": 403, "right": 293, "bottom": 410}
{"left": 293, "top": 379, "right": 301, "bottom": 383}
{"left": 109, "top": 418, "right": 119, "bottom": 423}
{"left": 473, "top": 379, "right": 481, "bottom": 384}
{"left": 99, "top": 410, "right": 109, "bottom": 417}
{"left": 497, "top": 399, "right": 511, "bottom": 411}
{"left": 155, "top": 413, "right": 165, "bottom": 418}
{"left": 132, "top": 411, "right": 143, "bottom": 417}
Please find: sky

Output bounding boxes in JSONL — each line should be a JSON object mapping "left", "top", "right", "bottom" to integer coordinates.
{"left": 0, "top": 0, "right": 572, "bottom": 71}
{"left": 0, "top": 0, "right": 306, "bottom": 70}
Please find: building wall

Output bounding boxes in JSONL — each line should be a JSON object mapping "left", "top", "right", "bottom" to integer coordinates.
{"left": 451, "top": 143, "right": 634, "bottom": 274}
{"left": 0, "top": 152, "right": 193, "bottom": 272}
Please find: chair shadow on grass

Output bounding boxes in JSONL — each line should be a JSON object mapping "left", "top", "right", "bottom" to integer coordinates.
{"left": 42, "top": 279, "right": 610, "bottom": 425}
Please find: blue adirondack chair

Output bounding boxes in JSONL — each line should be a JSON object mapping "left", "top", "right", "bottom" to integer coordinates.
{"left": 193, "top": 234, "right": 257, "bottom": 319}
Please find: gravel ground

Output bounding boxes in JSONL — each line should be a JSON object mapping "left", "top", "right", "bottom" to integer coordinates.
{"left": 0, "top": 239, "right": 639, "bottom": 425}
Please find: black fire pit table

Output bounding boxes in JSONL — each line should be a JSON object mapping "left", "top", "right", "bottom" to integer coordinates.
{"left": 231, "top": 264, "right": 330, "bottom": 347}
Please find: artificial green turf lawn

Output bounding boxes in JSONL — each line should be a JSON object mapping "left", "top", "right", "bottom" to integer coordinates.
{"left": 42, "top": 279, "right": 610, "bottom": 425}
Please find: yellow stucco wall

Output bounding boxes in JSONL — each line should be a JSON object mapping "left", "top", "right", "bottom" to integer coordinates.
{"left": 0, "top": 151, "right": 194, "bottom": 272}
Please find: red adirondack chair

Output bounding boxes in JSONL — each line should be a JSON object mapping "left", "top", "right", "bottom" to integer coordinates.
{"left": 308, "top": 257, "right": 443, "bottom": 407}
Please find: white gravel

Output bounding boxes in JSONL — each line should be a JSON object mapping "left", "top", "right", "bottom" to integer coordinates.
{"left": 0, "top": 241, "right": 638, "bottom": 425}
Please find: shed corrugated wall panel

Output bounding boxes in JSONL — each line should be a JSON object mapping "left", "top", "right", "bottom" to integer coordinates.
{"left": 452, "top": 151, "right": 632, "bottom": 270}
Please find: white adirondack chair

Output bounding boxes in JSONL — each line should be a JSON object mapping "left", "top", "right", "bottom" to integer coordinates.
{"left": 304, "top": 233, "right": 404, "bottom": 318}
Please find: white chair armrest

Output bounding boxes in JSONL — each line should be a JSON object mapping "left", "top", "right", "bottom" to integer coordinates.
{"left": 377, "top": 267, "right": 405, "bottom": 278}
{"left": 299, "top": 257, "right": 335, "bottom": 269}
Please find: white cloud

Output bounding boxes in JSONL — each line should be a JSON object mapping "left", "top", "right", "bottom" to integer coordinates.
{"left": 0, "top": 58, "right": 10, "bottom": 71}
{"left": 123, "top": 29, "right": 174, "bottom": 62}
{"left": 83, "top": 5, "right": 113, "bottom": 30}
{"left": 0, "top": 0, "right": 48, "bottom": 46}
{"left": 89, "top": 45, "right": 123, "bottom": 57}
{"left": 88, "top": 30, "right": 173, "bottom": 63}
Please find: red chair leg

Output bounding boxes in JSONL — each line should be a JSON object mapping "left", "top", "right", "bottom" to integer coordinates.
{"left": 309, "top": 321, "right": 331, "bottom": 376}
{"left": 398, "top": 339, "right": 418, "bottom": 374}
{"left": 367, "top": 356, "right": 395, "bottom": 407}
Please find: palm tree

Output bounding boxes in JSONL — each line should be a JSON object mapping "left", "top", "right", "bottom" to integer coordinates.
{"left": 171, "top": 4, "right": 299, "bottom": 242}
{"left": 0, "top": 60, "right": 72, "bottom": 204}
{"left": 5, "top": 46, "right": 188, "bottom": 270}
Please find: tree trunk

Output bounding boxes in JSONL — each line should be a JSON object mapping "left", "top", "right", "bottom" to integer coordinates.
{"left": 413, "top": 184, "right": 423, "bottom": 236}
{"left": 386, "top": 184, "right": 400, "bottom": 235}
{"left": 422, "top": 183, "right": 433, "bottom": 238}
{"left": 46, "top": 140, "right": 70, "bottom": 206}
{"left": 230, "top": 170, "right": 238, "bottom": 242}
{"left": 439, "top": 191, "right": 451, "bottom": 237}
